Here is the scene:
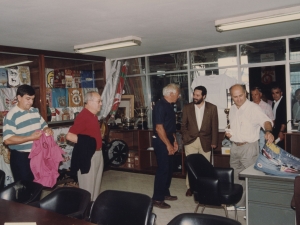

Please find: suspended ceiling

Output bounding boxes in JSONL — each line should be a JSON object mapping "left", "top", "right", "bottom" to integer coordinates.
{"left": 0, "top": 0, "right": 300, "bottom": 60}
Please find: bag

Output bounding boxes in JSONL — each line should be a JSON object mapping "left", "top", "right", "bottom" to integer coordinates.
{"left": 254, "top": 143, "right": 300, "bottom": 178}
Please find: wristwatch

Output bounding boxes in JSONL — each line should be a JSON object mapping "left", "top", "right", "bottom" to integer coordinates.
{"left": 264, "top": 130, "right": 272, "bottom": 134}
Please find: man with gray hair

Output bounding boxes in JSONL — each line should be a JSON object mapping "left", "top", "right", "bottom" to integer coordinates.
{"left": 66, "top": 91, "right": 103, "bottom": 201}
{"left": 152, "top": 83, "right": 180, "bottom": 209}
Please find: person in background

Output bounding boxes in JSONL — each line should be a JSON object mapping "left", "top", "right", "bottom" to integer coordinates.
{"left": 225, "top": 84, "right": 274, "bottom": 211}
{"left": 66, "top": 91, "right": 103, "bottom": 201}
{"left": 152, "top": 83, "right": 180, "bottom": 209}
{"left": 292, "top": 88, "right": 300, "bottom": 123}
{"left": 271, "top": 85, "right": 287, "bottom": 149}
{"left": 3, "top": 84, "right": 53, "bottom": 182}
{"left": 250, "top": 86, "right": 274, "bottom": 150}
{"left": 181, "top": 85, "right": 218, "bottom": 197}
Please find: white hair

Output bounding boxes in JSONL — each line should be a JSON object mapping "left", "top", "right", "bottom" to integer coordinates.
{"left": 163, "top": 83, "right": 180, "bottom": 96}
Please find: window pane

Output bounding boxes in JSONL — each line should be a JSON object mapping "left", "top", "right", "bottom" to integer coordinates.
{"left": 240, "top": 39, "right": 286, "bottom": 64}
{"left": 123, "top": 76, "right": 148, "bottom": 108}
{"left": 190, "top": 45, "right": 237, "bottom": 69}
{"left": 291, "top": 63, "right": 300, "bottom": 130}
{"left": 149, "top": 52, "right": 187, "bottom": 73}
{"left": 150, "top": 73, "right": 189, "bottom": 112}
{"left": 190, "top": 69, "right": 239, "bottom": 129}
{"left": 118, "top": 57, "right": 145, "bottom": 75}
{"left": 289, "top": 37, "right": 300, "bottom": 61}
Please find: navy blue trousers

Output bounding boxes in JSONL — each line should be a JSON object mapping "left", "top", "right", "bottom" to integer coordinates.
{"left": 10, "top": 150, "right": 34, "bottom": 182}
{"left": 152, "top": 137, "right": 174, "bottom": 201}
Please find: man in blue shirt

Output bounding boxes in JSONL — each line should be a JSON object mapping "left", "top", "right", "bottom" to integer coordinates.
{"left": 152, "top": 83, "right": 180, "bottom": 209}
{"left": 3, "top": 84, "right": 53, "bottom": 182}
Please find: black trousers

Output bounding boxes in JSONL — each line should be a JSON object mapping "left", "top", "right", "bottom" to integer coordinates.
{"left": 10, "top": 150, "right": 34, "bottom": 182}
{"left": 152, "top": 137, "right": 174, "bottom": 201}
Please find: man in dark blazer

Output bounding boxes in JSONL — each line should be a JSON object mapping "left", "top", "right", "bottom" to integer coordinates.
{"left": 181, "top": 86, "right": 218, "bottom": 196}
{"left": 271, "top": 85, "right": 287, "bottom": 149}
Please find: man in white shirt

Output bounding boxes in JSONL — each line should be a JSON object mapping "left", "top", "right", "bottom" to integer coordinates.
{"left": 225, "top": 84, "right": 274, "bottom": 209}
{"left": 250, "top": 87, "right": 274, "bottom": 151}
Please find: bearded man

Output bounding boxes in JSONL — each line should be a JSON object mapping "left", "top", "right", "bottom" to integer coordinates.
{"left": 181, "top": 85, "right": 219, "bottom": 196}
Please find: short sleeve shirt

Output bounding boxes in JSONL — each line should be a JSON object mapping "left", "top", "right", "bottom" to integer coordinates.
{"left": 152, "top": 98, "right": 176, "bottom": 137}
{"left": 69, "top": 108, "right": 102, "bottom": 149}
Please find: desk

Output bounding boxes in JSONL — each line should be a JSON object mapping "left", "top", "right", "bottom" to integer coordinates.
{"left": 240, "top": 165, "right": 295, "bottom": 225}
{"left": 0, "top": 199, "right": 95, "bottom": 225}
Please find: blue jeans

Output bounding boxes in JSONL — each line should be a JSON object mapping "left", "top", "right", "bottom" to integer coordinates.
{"left": 152, "top": 137, "right": 174, "bottom": 201}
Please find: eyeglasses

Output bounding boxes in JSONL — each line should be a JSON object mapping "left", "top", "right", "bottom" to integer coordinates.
{"left": 89, "top": 99, "right": 102, "bottom": 104}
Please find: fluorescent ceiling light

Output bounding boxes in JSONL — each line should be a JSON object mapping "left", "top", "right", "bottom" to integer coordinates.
{"left": 215, "top": 5, "right": 300, "bottom": 32}
{"left": 74, "top": 36, "right": 142, "bottom": 53}
{"left": 0, "top": 60, "right": 32, "bottom": 68}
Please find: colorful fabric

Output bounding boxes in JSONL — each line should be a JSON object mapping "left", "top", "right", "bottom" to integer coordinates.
{"left": 80, "top": 70, "right": 94, "bottom": 88}
{"left": 0, "top": 88, "right": 17, "bottom": 111}
{"left": 29, "top": 132, "right": 65, "bottom": 187}
{"left": 53, "top": 69, "right": 65, "bottom": 88}
{"left": 17, "top": 66, "right": 31, "bottom": 85}
{"left": 0, "top": 69, "right": 8, "bottom": 88}
{"left": 51, "top": 88, "right": 68, "bottom": 108}
{"left": 45, "top": 68, "right": 54, "bottom": 88}
{"left": 68, "top": 88, "right": 84, "bottom": 107}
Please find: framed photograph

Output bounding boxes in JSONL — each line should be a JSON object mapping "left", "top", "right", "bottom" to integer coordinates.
{"left": 119, "top": 95, "right": 134, "bottom": 118}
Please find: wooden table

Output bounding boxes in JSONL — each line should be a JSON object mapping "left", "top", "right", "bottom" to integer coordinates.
{"left": 0, "top": 199, "right": 96, "bottom": 225}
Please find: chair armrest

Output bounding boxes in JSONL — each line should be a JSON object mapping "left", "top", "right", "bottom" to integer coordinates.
{"left": 195, "top": 177, "right": 219, "bottom": 193}
{"left": 215, "top": 167, "right": 234, "bottom": 184}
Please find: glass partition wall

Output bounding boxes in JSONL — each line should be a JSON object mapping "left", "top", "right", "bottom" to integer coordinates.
{"left": 113, "top": 34, "right": 300, "bottom": 131}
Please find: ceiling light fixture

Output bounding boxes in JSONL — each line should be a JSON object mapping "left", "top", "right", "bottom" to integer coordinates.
{"left": 74, "top": 36, "right": 142, "bottom": 53}
{"left": 215, "top": 5, "right": 300, "bottom": 32}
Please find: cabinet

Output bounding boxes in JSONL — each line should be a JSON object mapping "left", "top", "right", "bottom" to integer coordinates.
{"left": 0, "top": 45, "right": 106, "bottom": 123}
{"left": 285, "top": 132, "right": 300, "bottom": 158}
{"left": 108, "top": 129, "right": 186, "bottom": 176}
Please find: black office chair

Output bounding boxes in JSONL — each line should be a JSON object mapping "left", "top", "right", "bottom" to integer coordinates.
{"left": 167, "top": 213, "right": 242, "bottom": 225}
{"left": 0, "top": 179, "right": 44, "bottom": 204}
{"left": 186, "top": 154, "right": 243, "bottom": 220}
{"left": 0, "top": 169, "right": 5, "bottom": 190}
{"left": 88, "top": 190, "right": 156, "bottom": 225}
{"left": 30, "top": 187, "right": 91, "bottom": 219}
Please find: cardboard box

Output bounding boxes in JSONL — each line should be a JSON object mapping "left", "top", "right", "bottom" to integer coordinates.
{"left": 221, "top": 147, "right": 230, "bottom": 155}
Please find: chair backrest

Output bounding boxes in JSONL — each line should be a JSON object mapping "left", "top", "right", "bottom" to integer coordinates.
{"left": 0, "top": 169, "right": 5, "bottom": 190}
{"left": 39, "top": 187, "right": 91, "bottom": 219}
{"left": 89, "top": 190, "right": 154, "bottom": 225}
{"left": 167, "top": 213, "right": 242, "bottom": 225}
{"left": 0, "top": 180, "right": 43, "bottom": 204}
{"left": 186, "top": 154, "right": 220, "bottom": 205}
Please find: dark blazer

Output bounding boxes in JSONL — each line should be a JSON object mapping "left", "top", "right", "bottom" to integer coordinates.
{"left": 272, "top": 97, "right": 287, "bottom": 138}
{"left": 70, "top": 134, "right": 96, "bottom": 175}
{"left": 181, "top": 101, "right": 218, "bottom": 152}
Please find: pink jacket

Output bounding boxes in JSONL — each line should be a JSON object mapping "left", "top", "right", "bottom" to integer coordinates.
{"left": 29, "top": 132, "right": 65, "bottom": 187}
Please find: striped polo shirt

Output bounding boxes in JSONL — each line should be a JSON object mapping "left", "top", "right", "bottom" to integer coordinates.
{"left": 3, "top": 105, "right": 47, "bottom": 152}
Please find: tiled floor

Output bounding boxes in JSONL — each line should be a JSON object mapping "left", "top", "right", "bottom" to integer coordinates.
{"left": 100, "top": 170, "right": 246, "bottom": 225}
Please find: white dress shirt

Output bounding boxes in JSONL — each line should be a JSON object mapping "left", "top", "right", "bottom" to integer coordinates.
{"left": 229, "top": 99, "right": 273, "bottom": 143}
{"left": 272, "top": 96, "right": 282, "bottom": 119}
{"left": 194, "top": 102, "right": 205, "bottom": 130}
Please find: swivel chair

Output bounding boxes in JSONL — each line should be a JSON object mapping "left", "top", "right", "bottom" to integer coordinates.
{"left": 88, "top": 190, "right": 156, "bottom": 225}
{"left": 30, "top": 187, "right": 91, "bottom": 219}
{"left": 167, "top": 213, "right": 241, "bottom": 225}
{"left": 0, "top": 179, "right": 44, "bottom": 204}
{"left": 186, "top": 154, "right": 243, "bottom": 220}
